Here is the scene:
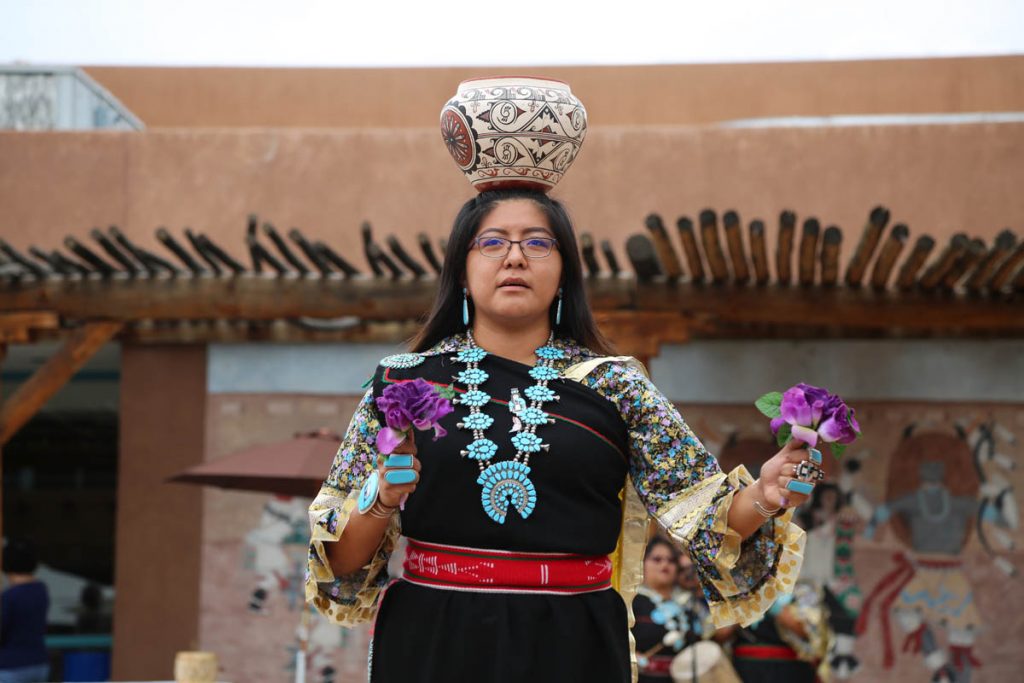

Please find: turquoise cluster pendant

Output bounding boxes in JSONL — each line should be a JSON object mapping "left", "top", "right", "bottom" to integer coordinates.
{"left": 454, "top": 333, "right": 563, "bottom": 524}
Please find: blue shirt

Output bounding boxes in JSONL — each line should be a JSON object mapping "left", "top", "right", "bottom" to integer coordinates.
{"left": 0, "top": 581, "right": 50, "bottom": 669}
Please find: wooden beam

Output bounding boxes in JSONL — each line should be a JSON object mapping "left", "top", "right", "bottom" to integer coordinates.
{"left": 966, "top": 230, "right": 1017, "bottom": 293}
{"left": 845, "top": 206, "right": 890, "bottom": 287}
{"left": 632, "top": 283, "right": 1024, "bottom": 333}
{"left": 0, "top": 321, "right": 122, "bottom": 445}
{"left": 798, "top": 218, "right": 820, "bottom": 286}
{"left": 1, "top": 274, "right": 438, "bottom": 321}
{"left": 722, "top": 211, "right": 750, "bottom": 285}
{"left": 941, "top": 238, "right": 986, "bottom": 291}
{"left": 699, "top": 210, "right": 729, "bottom": 284}
{"left": 775, "top": 211, "right": 796, "bottom": 286}
{"left": 748, "top": 220, "right": 770, "bottom": 286}
{"left": 896, "top": 236, "right": 936, "bottom": 291}
{"left": 675, "top": 217, "right": 705, "bottom": 284}
{"left": 644, "top": 214, "right": 683, "bottom": 281}
{"left": 989, "top": 242, "right": 1024, "bottom": 292}
{"left": 919, "top": 234, "right": 969, "bottom": 291}
{"left": 870, "top": 223, "right": 909, "bottom": 291}
{"left": 820, "top": 226, "right": 842, "bottom": 287}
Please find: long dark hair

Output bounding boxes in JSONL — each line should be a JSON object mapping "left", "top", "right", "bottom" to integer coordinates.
{"left": 410, "top": 188, "right": 615, "bottom": 354}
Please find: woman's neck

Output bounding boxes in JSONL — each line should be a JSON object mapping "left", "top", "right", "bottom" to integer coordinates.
{"left": 470, "top": 318, "right": 552, "bottom": 366}
{"left": 5, "top": 573, "right": 36, "bottom": 586}
{"left": 646, "top": 583, "right": 673, "bottom": 600}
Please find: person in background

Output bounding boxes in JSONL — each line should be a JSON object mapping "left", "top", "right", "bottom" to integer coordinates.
{"left": 677, "top": 551, "right": 736, "bottom": 647}
{"left": 634, "top": 537, "right": 686, "bottom": 682}
{"left": 0, "top": 539, "right": 50, "bottom": 683}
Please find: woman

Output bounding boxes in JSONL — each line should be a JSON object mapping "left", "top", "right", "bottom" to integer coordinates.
{"left": 0, "top": 539, "right": 50, "bottom": 683}
{"left": 305, "top": 186, "right": 814, "bottom": 682}
{"left": 633, "top": 538, "right": 687, "bottom": 682}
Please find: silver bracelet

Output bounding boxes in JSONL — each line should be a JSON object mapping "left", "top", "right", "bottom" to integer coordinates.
{"left": 365, "top": 499, "right": 398, "bottom": 519}
{"left": 753, "top": 499, "right": 782, "bottom": 518}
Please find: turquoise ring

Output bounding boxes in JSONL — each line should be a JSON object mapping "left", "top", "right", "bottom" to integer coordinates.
{"left": 786, "top": 479, "right": 815, "bottom": 495}
{"left": 384, "top": 454, "right": 414, "bottom": 468}
{"left": 357, "top": 471, "right": 380, "bottom": 514}
{"left": 385, "top": 469, "right": 417, "bottom": 485}
{"left": 809, "top": 448, "right": 823, "bottom": 464}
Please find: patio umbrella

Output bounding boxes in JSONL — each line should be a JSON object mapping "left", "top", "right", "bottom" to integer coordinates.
{"left": 168, "top": 427, "right": 342, "bottom": 497}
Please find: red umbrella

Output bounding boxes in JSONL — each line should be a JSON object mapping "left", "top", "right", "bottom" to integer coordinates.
{"left": 169, "top": 428, "right": 342, "bottom": 497}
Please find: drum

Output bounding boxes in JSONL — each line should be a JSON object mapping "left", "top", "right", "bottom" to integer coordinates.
{"left": 670, "top": 641, "right": 741, "bottom": 683}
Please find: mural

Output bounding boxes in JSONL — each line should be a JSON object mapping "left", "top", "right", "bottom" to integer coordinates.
{"left": 697, "top": 404, "right": 1022, "bottom": 683}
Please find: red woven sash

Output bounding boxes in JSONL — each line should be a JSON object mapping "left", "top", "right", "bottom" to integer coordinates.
{"left": 402, "top": 538, "right": 613, "bottom": 595}
{"left": 734, "top": 645, "right": 800, "bottom": 661}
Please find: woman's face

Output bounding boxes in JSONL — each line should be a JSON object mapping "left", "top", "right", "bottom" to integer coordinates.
{"left": 643, "top": 544, "right": 678, "bottom": 591}
{"left": 464, "top": 199, "right": 563, "bottom": 330}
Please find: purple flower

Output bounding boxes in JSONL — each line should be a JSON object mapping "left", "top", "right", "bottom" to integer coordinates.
{"left": 769, "top": 383, "right": 860, "bottom": 448}
{"left": 817, "top": 395, "right": 860, "bottom": 444}
{"left": 374, "top": 379, "right": 454, "bottom": 454}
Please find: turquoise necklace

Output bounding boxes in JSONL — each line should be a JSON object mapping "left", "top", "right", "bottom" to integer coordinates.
{"left": 454, "top": 331, "right": 564, "bottom": 524}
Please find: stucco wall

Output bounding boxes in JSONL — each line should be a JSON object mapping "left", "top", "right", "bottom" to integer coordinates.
{"left": 83, "top": 57, "right": 1024, "bottom": 128}
{"left": 1, "top": 121, "right": 1021, "bottom": 274}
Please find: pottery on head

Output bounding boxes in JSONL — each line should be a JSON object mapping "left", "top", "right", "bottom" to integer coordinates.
{"left": 440, "top": 77, "right": 587, "bottom": 193}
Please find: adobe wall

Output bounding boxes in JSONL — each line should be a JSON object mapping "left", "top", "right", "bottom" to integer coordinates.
{"left": 1, "top": 121, "right": 1021, "bottom": 275}
{"left": 83, "top": 56, "right": 1024, "bottom": 128}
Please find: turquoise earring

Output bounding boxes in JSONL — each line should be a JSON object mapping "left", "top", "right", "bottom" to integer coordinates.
{"left": 555, "top": 288, "right": 563, "bottom": 326}
{"left": 462, "top": 287, "right": 470, "bottom": 327}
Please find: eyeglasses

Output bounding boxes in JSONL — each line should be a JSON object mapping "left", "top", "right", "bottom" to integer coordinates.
{"left": 473, "top": 236, "right": 558, "bottom": 259}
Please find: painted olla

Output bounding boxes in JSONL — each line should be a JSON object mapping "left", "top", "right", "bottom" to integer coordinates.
{"left": 440, "top": 77, "right": 588, "bottom": 193}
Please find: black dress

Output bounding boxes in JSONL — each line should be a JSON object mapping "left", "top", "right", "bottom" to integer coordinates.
{"left": 370, "top": 349, "right": 631, "bottom": 682}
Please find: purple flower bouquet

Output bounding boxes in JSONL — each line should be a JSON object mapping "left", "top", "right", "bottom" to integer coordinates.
{"left": 755, "top": 383, "right": 861, "bottom": 458}
{"left": 375, "top": 378, "right": 455, "bottom": 455}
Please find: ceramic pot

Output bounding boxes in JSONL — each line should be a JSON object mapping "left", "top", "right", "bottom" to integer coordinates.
{"left": 440, "top": 76, "right": 587, "bottom": 193}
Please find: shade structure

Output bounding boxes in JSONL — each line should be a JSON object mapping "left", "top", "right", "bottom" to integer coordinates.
{"left": 169, "top": 428, "right": 342, "bottom": 497}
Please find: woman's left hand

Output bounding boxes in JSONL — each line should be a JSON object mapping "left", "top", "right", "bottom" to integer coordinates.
{"left": 757, "top": 439, "right": 819, "bottom": 510}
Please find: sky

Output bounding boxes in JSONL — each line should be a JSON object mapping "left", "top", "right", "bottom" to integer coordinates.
{"left": 2, "top": 0, "right": 1023, "bottom": 67}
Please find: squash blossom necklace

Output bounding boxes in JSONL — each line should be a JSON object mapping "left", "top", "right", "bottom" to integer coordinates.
{"left": 454, "top": 331, "right": 563, "bottom": 523}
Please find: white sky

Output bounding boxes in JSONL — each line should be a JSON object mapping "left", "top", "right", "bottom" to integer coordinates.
{"left": 2, "top": 0, "right": 1023, "bottom": 67}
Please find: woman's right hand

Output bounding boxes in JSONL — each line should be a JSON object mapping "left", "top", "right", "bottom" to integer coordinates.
{"left": 376, "top": 435, "right": 420, "bottom": 508}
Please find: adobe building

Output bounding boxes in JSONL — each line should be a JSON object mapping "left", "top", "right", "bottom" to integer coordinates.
{"left": 1, "top": 57, "right": 1023, "bottom": 682}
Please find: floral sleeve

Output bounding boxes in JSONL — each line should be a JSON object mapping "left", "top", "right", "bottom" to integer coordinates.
{"left": 580, "top": 362, "right": 805, "bottom": 628}
{"left": 304, "top": 383, "right": 400, "bottom": 627}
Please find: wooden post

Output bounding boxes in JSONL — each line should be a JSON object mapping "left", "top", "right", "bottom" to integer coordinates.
{"left": 820, "top": 226, "right": 843, "bottom": 287}
{"left": 775, "top": 210, "right": 796, "bottom": 285}
{"left": 0, "top": 321, "right": 122, "bottom": 445}
{"left": 798, "top": 218, "right": 821, "bottom": 287}
{"left": 941, "top": 238, "right": 986, "bottom": 291}
{"left": 965, "top": 230, "right": 1017, "bottom": 293}
{"left": 675, "top": 217, "right": 705, "bottom": 284}
{"left": 699, "top": 210, "right": 729, "bottom": 284}
{"left": 722, "top": 211, "right": 750, "bottom": 285}
{"left": 989, "top": 242, "right": 1024, "bottom": 292}
{"left": 896, "top": 235, "right": 936, "bottom": 291}
{"left": 871, "top": 224, "right": 910, "bottom": 291}
{"left": 625, "top": 234, "right": 663, "bottom": 281}
{"left": 599, "top": 240, "right": 621, "bottom": 276}
{"left": 644, "top": 214, "right": 683, "bottom": 281}
{"left": 580, "top": 234, "right": 601, "bottom": 278}
{"left": 919, "top": 234, "right": 969, "bottom": 291}
{"left": 749, "top": 220, "right": 770, "bottom": 286}
{"left": 845, "top": 206, "right": 890, "bottom": 287}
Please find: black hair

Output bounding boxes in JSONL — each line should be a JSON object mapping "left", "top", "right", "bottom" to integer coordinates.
{"left": 643, "top": 536, "right": 679, "bottom": 562}
{"left": 410, "top": 188, "right": 615, "bottom": 354}
{"left": 2, "top": 538, "right": 39, "bottom": 574}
